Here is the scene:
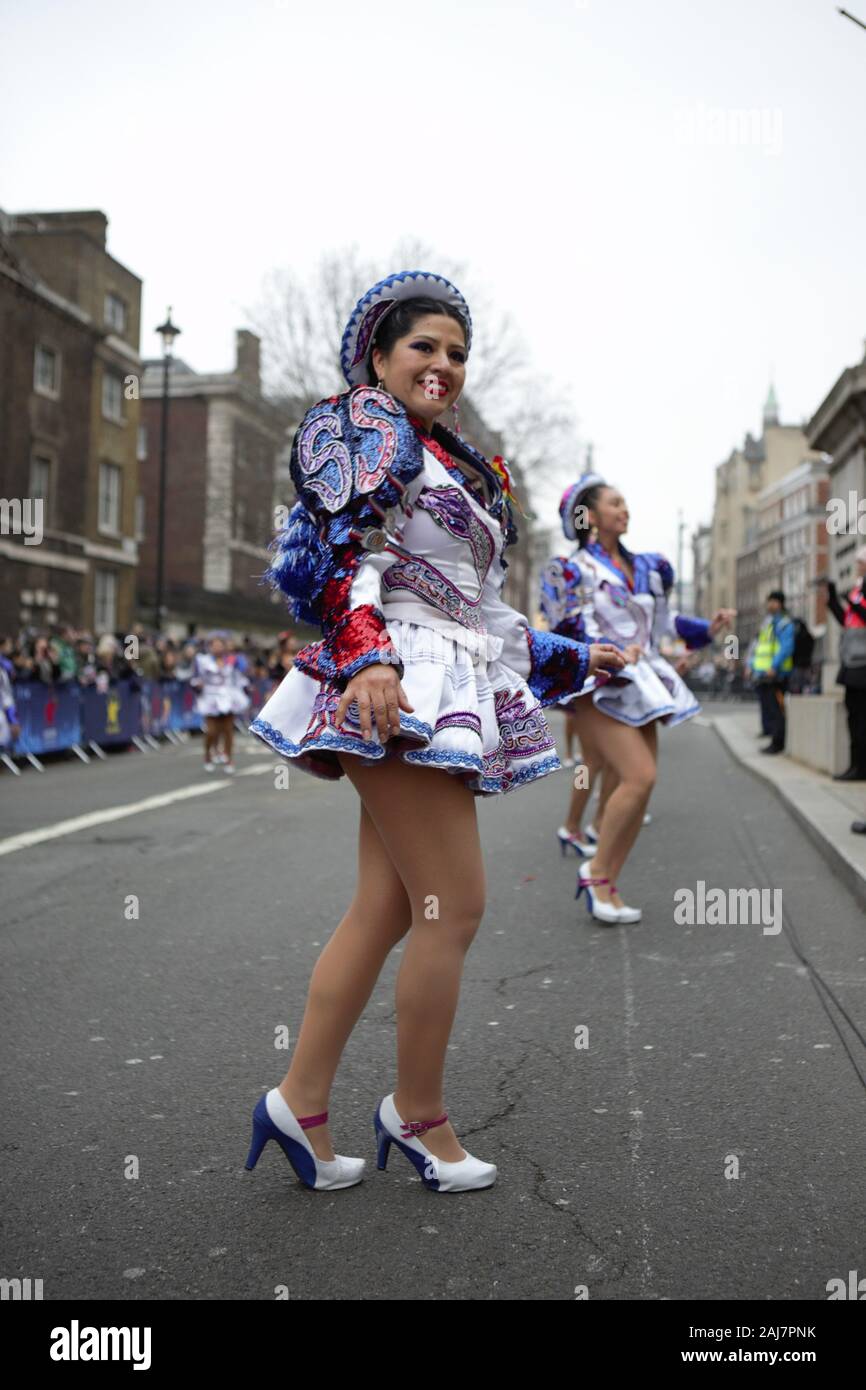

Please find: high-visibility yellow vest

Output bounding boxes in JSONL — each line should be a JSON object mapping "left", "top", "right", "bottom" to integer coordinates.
{"left": 752, "top": 617, "right": 792, "bottom": 674}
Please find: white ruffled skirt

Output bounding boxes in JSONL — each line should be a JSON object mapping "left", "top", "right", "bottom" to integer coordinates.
{"left": 196, "top": 688, "right": 250, "bottom": 718}
{"left": 249, "top": 618, "right": 562, "bottom": 796}
{"left": 564, "top": 650, "right": 699, "bottom": 726}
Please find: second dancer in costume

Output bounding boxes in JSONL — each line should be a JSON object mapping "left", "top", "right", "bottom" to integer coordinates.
{"left": 541, "top": 472, "right": 735, "bottom": 924}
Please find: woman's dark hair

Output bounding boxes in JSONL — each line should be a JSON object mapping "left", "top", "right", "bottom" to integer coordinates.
{"left": 365, "top": 296, "right": 469, "bottom": 386}
{"left": 574, "top": 483, "right": 608, "bottom": 548}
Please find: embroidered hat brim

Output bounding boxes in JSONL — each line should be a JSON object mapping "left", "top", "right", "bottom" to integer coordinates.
{"left": 340, "top": 270, "right": 472, "bottom": 388}
{"left": 559, "top": 472, "right": 608, "bottom": 541}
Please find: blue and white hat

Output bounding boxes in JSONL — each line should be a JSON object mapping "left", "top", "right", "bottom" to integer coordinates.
{"left": 340, "top": 270, "right": 472, "bottom": 388}
{"left": 559, "top": 472, "right": 607, "bottom": 540}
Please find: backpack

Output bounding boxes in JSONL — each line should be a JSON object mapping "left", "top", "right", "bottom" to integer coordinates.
{"left": 791, "top": 617, "right": 814, "bottom": 668}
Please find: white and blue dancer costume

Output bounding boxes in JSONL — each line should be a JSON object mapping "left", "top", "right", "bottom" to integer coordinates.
{"left": 249, "top": 271, "right": 602, "bottom": 795}
{"left": 192, "top": 652, "right": 251, "bottom": 718}
{"left": 541, "top": 477, "right": 712, "bottom": 727}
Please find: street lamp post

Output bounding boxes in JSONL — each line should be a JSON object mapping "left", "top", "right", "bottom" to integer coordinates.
{"left": 154, "top": 308, "right": 181, "bottom": 631}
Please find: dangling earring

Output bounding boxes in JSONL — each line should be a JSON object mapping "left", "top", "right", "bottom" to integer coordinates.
{"left": 377, "top": 377, "right": 386, "bottom": 392}
{"left": 589, "top": 523, "right": 599, "bottom": 544}
{"left": 451, "top": 398, "right": 462, "bottom": 435}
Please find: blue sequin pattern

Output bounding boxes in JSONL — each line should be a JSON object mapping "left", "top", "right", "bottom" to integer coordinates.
{"left": 261, "top": 386, "right": 427, "bottom": 624}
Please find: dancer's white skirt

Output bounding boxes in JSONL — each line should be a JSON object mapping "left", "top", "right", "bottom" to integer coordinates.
{"left": 563, "top": 652, "right": 700, "bottom": 726}
{"left": 250, "top": 618, "right": 564, "bottom": 796}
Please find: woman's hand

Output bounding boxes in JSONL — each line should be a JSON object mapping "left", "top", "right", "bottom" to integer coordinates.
{"left": 587, "top": 643, "right": 627, "bottom": 676}
{"left": 622, "top": 643, "right": 644, "bottom": 665}
{"left": 709, "top": 607, "right": 737, "bottom": 636}
{"left": 334, "top": 663, "right": 415, "bottom": 742}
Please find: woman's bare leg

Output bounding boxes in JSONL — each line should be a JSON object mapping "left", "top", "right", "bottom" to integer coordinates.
{"left": 576, "top": 704, "right": 656, "bottom": 904}
{"left": 337, "top": 753, "right": 486, "bottom": 1164}
{"left": 278, "top": 799, "right": 412, "bottom": 1160}
{"left": 204, "top": 716, "right": 219, "bottom": 763}
{"left": 563, "top": 708, "right": 576, "bottom": 762}
{"left": 563, "top": 700, "right": 605, "bottom": 834}
{"left": 221, "top": 714, "right": 235, "bottom": 762}
{"left": 593, "top": 762, "right": 619, "bottom": 832}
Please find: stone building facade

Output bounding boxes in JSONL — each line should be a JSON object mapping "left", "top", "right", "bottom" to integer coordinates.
{"left": 735, "top": 460, "right": 830, "bottom": 649}
{"left": 709, "top": 387, "right": 821, "bottom": 618}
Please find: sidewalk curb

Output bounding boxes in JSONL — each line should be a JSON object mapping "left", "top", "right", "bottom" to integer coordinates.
{"left": 710, "top": 716, "right": 866, "bottom": 913}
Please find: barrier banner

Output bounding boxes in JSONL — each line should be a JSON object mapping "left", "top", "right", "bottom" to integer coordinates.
{"left": 247, "top": 677, "right": 275, "bottom": 719}
{"left": 11, "top": 682, "right": 82, "bottom": 756}
{"left": 81, "top": 679, "right": 141, "bottom": 747}
{"left": 177, "top": 679, "right": 201, "bottom": 731}
{"left": 139, "top": 679, "right": 169, "bottom": 738}
{"left": 6, "top": 675, "right": 277, "bottom": 760}
{"left": 159, "top": 678, "right": 196, "bottom": 732}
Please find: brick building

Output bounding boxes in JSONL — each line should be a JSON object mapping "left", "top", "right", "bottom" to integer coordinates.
{"left": 138, "top": 331, "right": 295, "bottom": 638}
{"left": 0, "top": 207, "right": 142, "bottom": 636}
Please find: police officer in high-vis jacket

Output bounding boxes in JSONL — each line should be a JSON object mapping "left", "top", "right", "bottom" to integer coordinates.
{"left": 748, "top": 589, "right": 795, "bottom": 755}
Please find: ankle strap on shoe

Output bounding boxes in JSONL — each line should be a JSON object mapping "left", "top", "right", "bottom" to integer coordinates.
{"left": 400, "top": 1114, "right": 447, "bottom": 1138}
{"left": 580, "top": 875, "right": 610, "bottom": 886}
{"left": 297, "top": 1111, "right": 328, "bottom": 1129}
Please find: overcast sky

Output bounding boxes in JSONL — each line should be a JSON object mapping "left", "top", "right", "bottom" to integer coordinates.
{"left": 3, "top": 0, "right": 864, "bottom": 574}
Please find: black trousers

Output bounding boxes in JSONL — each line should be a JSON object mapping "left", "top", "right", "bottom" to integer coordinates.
{"left": 844, "top": 685, "right": 866, "bottom": 773}
{"left": 758, "top": 679, "right": 787, "bottom": 750}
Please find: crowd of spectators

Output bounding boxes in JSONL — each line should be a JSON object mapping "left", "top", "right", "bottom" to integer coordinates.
{"left": 0, "top": 624, "right": 305, "bottom": 693}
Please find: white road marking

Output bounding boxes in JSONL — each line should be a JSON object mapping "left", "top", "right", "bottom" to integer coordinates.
{"left": 0, "top": 781, "right": 230, "bottom": 857}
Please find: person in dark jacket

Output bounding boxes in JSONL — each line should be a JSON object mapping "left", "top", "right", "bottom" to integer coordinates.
{"left": 820, "top": 545, "right": 866, "bottom": 782}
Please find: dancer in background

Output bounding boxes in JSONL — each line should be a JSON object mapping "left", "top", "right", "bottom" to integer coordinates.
{"left": 542, "top": 485, "right": 622, "bottom": 858}
{"left": 191, "top": 633, "right": 250, "bottom": 773}
{"left": 543, "top": 472, "right": 734, "bottom": 924}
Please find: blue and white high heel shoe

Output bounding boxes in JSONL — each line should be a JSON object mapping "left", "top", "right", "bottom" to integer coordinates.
{"left": 373, "top": 1094, "right": 497, "bottom": 1193}
{"left": 245, "top": 1088, "right": 365, "bottom": 1190}
{"left": 575, "top": 859, "right": 621, "bottom": 925}
{"left": 575, "top": 859, "right": 641, "bottom": 924}
{"left": 557, "top": 825, "right": 595, "bottom": 858}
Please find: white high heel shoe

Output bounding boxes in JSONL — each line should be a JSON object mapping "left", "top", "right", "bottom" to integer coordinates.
{"left": 374, "top": 1094, "right": 497, "bottom": 1193}
{"left": 557, "top": 825, "right": 595, "bottom": 858}
{"left": 245, "top": 1088, "right": 365, "bottom": 1190}
{"left": 609, "top": 885, "right": 642, "bottom": 923}
{"left": 576, "top": 859, "right": 642, "bottom": 924}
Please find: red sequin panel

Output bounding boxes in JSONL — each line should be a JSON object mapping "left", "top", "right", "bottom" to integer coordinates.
{"left": 328, "top": 604, "right": 392, "bottom": 671}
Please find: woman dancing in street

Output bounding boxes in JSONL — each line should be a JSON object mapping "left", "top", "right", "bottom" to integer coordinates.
{"left": 245, "top": 271, "right": 625, "bottom": 1194}
{"left": 541, "top": 473, "right": 734, "bottom": 924}
{"left": 191, "top": 633, "right": 250, "bottom": 773}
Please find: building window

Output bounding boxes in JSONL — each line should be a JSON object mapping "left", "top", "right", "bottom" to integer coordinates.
{"left": 34, "top": 344, "right": 60, "bottom": 397}
{"left": 98, "top": 462, "right": 122, "bottom": 534}
{"left": 104, "top": 291, "right": 127, "bottom": 334}
{"left": 102, "top": 370, "right": 124, "bottom": 423}
{"left": 29, "top": 455, "right": 52, "bottom": 524}
{"left": 94, "top": 569, "right": 117, "bottom": 632}
{"left": 137, "top": 422, "right": 148, "bottom": 461}
{"left": 134, "top": 493, "right": 145, "bottom": 541}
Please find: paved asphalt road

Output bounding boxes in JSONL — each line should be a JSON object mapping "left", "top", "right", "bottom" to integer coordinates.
{"left": 1, "top": 705, "right": 864, "bottom": 1301}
